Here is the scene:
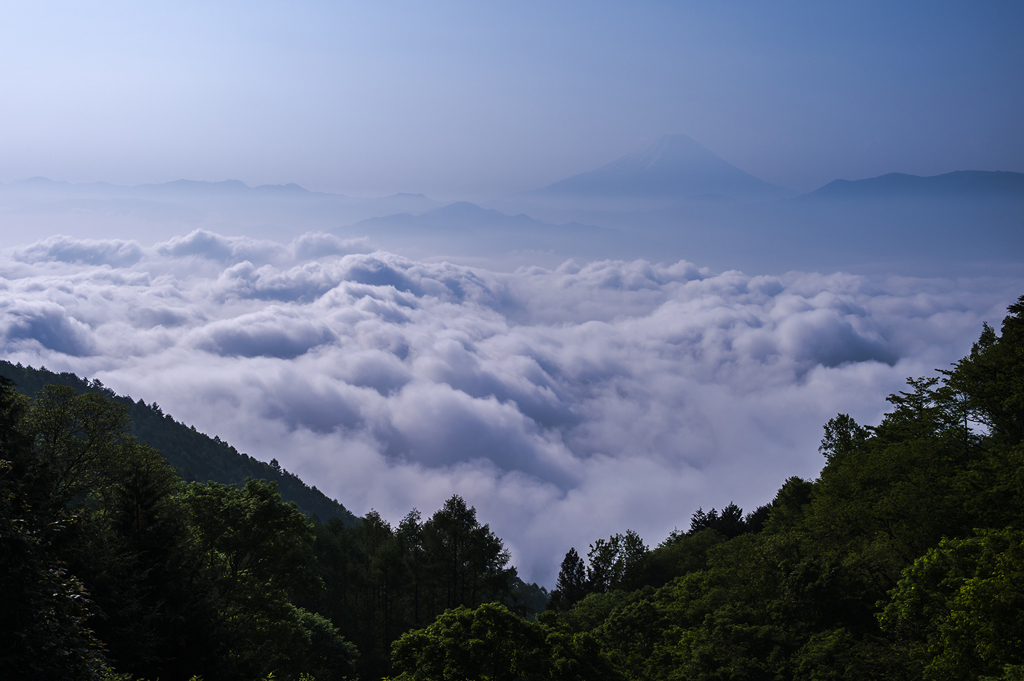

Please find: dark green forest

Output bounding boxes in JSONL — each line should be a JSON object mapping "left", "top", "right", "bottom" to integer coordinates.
{"left": 0, "top": 360, "right": 358, "bottom": 525}
{"left": 3, "top": 295, "right": 1024, "bottom": 680}
{"left": 0, "top": 368, "right": 544, "bottom": 679}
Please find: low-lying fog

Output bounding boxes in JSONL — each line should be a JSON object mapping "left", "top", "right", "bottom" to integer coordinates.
{"left": 0, "top": 226, "right": 1016, "bottom": 584}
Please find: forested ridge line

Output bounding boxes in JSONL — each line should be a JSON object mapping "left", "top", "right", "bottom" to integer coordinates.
{"left": 0, "top": 359, "right": 358, "bottom": 525}
{"left": 0, "top": 362, "right": 546, "bottom": 680}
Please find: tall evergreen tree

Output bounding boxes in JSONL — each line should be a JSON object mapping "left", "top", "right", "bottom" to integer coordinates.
{"left": 552, "top": 547, "right": 588, "bottom": 610}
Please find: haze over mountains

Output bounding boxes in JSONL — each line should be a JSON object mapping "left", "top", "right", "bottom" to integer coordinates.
{"left": 0, "top": 175, "right": 440, "bottom": 243}
{"left": 0, "top": 133, "right": 1021, "bottom": 585}
{"left": 802, "top": 169, "right": 1024, "bottom": 200}
{"left": 3, "top": 133, "right": 1019, "bottom": 275}
{"left": 523, "top": 134, "right": 795, "bottom": 206}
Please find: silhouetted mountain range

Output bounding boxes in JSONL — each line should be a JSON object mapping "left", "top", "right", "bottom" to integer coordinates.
{"left": 6, "top": 176, "right": 310, "bottom": 196}
{"left": 358, "top": 201, "right": 545, "bottom": 230}
{"left": 0, "top": 178, "right": 442, "bottom": 243}
{"left": 337, "top": 200, "right": 643, "bottom": 262}
{"left": 2, "top": 143, "right": 1021, "bottom": 275}
{"left": 801, "top": 170, "right": 1024, "bottom": 201}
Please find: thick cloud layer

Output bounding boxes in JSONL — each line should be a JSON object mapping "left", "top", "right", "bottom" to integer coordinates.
{"left": 0, "top": 229, "right": 1017, "bottom": 584}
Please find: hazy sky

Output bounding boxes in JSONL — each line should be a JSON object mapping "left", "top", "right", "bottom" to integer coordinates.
{"left": 2, "top": 1, "right": 1022, "bottom": 198}
{"left": 0, "top": 2, "right": 1021, "bottom": 586}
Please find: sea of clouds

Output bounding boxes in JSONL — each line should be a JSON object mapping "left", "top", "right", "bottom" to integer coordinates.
{"left": 0, "top": 229, "right": 1017, "bottom": 584}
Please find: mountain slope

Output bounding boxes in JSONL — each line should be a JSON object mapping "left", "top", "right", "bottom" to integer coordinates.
{"left": 339, "top": 200, "right": 646, "bottom": 262}
{"left": 801, "top": 169, "right": 1024, "bottom": 200}
{"left": 0, "top": 178, "right": 442, "bottom": 246}
{"left": 356, "top": 201, "right": 546, "bottom": 231}
{"left": 525, "top": 134, "right": 794, "bottom": 203}
{"left": 0, "top": 360, "right": 358, "bottom": 525}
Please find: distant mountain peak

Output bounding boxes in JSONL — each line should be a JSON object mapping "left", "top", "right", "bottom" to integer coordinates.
{"left": 605, "top": 134, "right": 727, "bottom": 173}
{"left": 161, "top": 178, "right": 251, "bottom": 192}
{"left": 254, "top": 182, "right": 309, "bottom": 194}
{"left": 16, "top": 176, "right": 69, "bottom": 186}
{"left": 431, "top": 201, "right": 491, "bottom": 216}
{"left": 526, "top": 134, "right": 793, "bottom": 203}
{"left": 388, "top": 192, "right": 430, "bottom": 199}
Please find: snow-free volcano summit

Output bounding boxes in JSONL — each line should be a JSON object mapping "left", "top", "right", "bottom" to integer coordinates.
{"left": 523, "top": 134, "right": 795, "bottom": 206}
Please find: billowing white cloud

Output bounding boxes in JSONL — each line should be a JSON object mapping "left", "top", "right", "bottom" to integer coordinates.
{"left": 154, "top": 229, "right": 371, "bottom": 267}
{"left": 0, "top": 231, "right": 1016, "bottom": 585}
{"left": 0, "top": 299, "right": 97, "bottom": 356}
{"left": 13, "top": 235, "right": 145, "bottom": 267}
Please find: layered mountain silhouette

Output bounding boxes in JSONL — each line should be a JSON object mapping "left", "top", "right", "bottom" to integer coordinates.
{"left": 0, "top": 178, "right": 441, "bottom": 243}
{"left": 3, "top": 147, "right": 1020, "bottom": 275}
{"left": 800, "top": 170, "right": 1024, "bottom": 201}
{"left": 356, "top": 201, "right": 568, "bottom": 231}
{"left": 524, "top": 134, "right": 794, "bottom": 203}
{"left": 6, "top": 177, "right": 308, "bottom": 196}
{"left": 336, "top": 201, "right": 642, "bottom": 262}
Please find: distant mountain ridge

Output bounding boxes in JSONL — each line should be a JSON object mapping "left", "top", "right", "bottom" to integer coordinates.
{"left": 526, "top": 134, "right": 795, "bottom": 203}
{"left": 7, "top": 176, "right": 325, "bottom": 197}
{"left": 4, "top": 158, "right": 1019, "bottom": 276}
{"left": 0, "top": 360, "right": 358, "bottom": 525}
{"left": 801, "top": 170, "right": 1024, "bottom": 200}
{"left": 338, "top": 199, "right": 645, "bottom": 262}
{"left": 1, "top": 176, "right": 438, "bottom": 204}
{"left": 357, "top": 200, "right": 560, "bottom": 230}
{"left": 348, "top": 199, "right": 626, "bottom": 242}
{"left": 0, "top": 177, "right": 442, "bottom": 244}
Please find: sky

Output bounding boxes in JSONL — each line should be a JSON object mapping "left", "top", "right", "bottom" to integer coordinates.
{"left": 1, "top": 1, "right": 1022, "bottom": 198}
{"left": 0, "top": 2, "right": 1022, "bottom": 587}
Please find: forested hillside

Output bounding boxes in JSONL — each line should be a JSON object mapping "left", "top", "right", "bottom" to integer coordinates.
{"left": 0, "top": 367, "right": 546, "bottom": 679}
{"left": 0, "top": 360, "right": 357, "bottom": 525}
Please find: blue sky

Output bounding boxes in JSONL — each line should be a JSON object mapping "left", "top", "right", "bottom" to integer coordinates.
{"left": 2, "top": 1, "right": 1022, "bottom": 198}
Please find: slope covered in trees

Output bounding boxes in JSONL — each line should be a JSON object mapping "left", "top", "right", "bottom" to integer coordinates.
{"left": 0, "top": 381, "right": 358, "bottom": 679}
{"left": 0, "top": 360, "right": 357, "bottom": 524}
{"left": 0, "top": 374, "right": 541, "bottom": 679}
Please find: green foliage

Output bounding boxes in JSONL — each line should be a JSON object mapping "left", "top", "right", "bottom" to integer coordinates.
{"left": 881, "top": 529, "right": 1024, "bottom": 680}
{"left": 643, "top": 527, "right": 727, "bottom": 587}
{"left": 819, "top": 412, "right": 869, "bottom": 462}
{"left": 585, "top": 529, "right": 648, "bottom": 593}
{"left": 391, "top": 602, "right": 622, "bottom": 681}
{"left": 20, "top": 384, "right": 131, "bottom": 509}
{"left": 421, "top": 495, "right": 516, "bottom": 609}
{"left": 556, "top": 590, "right": 637, "bottom": 634}
{"left": 0, "top": 453, "right": 107, "bottom": 680}
{"left": 0, "top": 374, "right": 359, "bottom": 680}
{"left": 944, "top": 295, "right": 1024, "bottom": 446}
{"left": 0, "top": 360, "right": 357, "bottom": 524}
{"left": 313, "top": 494, "right": 523, "bottom": 679}
{"left": 689, "top": 502, "right": 747, "bottom": 538}
{"left": 981, "top": 666, "right": 1024, "bottom": 681}
{"left": 182, "top": 478, "right": 320, "bottom": 599}
{"left": 510, "top": 577, "right": 551, "bottom": 620}
{"left": 176, "top": 478, "right": 360, "bottom": 679}
{"left": 549, "top": 547, "right": 587, "bottom": 610}
{"left": 391, "top": 603, "right": 550, "bottom": 681}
